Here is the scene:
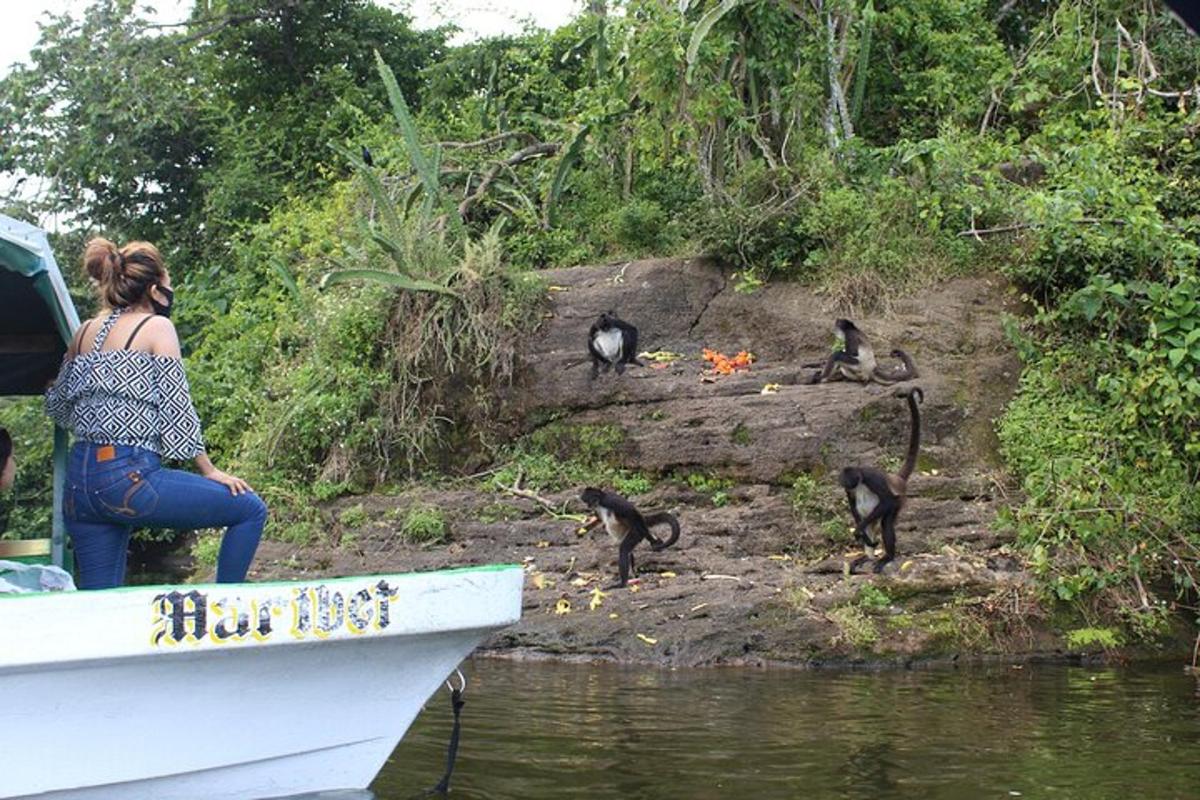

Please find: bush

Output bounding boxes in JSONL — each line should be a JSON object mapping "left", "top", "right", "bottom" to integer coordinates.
{"left": 611, "top": 198, "right": 668, "bottom": 254}
{"left": 401, "top": 506, "right": 447, "bottom": 545}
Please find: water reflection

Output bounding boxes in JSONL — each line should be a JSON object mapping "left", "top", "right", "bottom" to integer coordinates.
{"left": 368, "top": 659, "right": 1200, "bottom": 800}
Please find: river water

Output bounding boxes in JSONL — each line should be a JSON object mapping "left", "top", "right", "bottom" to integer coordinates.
{"left": 358, "top": 658, "right": 1200, "bottom": 800}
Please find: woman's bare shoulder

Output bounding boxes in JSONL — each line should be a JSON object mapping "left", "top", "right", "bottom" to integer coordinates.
{"left": 137, "top": 315, "right": 182, "bottom": 359}
{"left": 72, "top": 314, "right": 110, "bottom": 355}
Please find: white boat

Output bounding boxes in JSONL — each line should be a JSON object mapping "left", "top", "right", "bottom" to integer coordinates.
{"left": 0, "top": 564, "right": 524, "bottom": 799}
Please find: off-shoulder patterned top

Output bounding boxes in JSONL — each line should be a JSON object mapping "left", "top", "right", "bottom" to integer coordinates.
{"left": 45, "top": 308, "right": 205, "bottom": 460}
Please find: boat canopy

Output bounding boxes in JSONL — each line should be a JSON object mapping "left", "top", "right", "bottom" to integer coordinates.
{"left": 0, "top": 214, "right": 80, "bottom": 395}
{"left": 0, "top": 213, "right": 79, "bottom": 568}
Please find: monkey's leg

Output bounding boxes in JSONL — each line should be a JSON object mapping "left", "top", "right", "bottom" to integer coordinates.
{"left": 607, "top": 532, "right": 640, "bottom": 588}
{"left": 615, "top": 360, "right": 626, "bottom": 375}
{"left": 873, "top": 513, "right": 898, "bottom": 573}
{"left": 856, "top": 527, "right": 878, "bottom": 549}
{"left": 811, "top": 353, "right": 857, "bottom": 384}
{"left": 590, "top": 357, "right": 601, "bottom": 380}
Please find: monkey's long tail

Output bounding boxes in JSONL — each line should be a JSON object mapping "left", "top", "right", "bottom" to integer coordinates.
{"left": 645, "top": 512, "right": 680, "bottom": 550}
{"left": 899, "top": 386, "right": 924, "bottom": 480}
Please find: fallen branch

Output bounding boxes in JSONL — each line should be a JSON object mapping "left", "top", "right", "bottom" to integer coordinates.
{"left": 957, "top": 218, "right": 1130, "bottom": 238}
{"left": 440, "top": 132, "right": 537, "bottom": 150}
{"left": 458, "top": 142, "right": 561, "bottom": 220}
{"left": 498, "top": 468, "right": 575, "bottom": 519}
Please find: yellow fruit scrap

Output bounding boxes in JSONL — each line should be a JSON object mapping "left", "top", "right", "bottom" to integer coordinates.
{"left": 638, "top": 350, "right": 685, "bottom": 363}
{"left": 554, "top": 598, "right": 572, "bottom": 615}
{"left": 589, "top": 587, "right": 607, "bottom": 611}
{"left": 636, "top": 633, "right": 658, "bottom": 646}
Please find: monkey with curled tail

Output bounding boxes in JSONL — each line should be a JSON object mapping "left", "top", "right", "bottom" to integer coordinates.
{"left": 579, "top": 487, "right": 680, "bottom": 588}
{"left": 839, "top": 386, "right": 923, "bottom": 574}
{"left": 807, "top": 318, "right": 918, "bottom": 386}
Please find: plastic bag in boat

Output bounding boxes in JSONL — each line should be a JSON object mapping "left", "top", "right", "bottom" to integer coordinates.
{"left": 0, "top": 560, "right": 76, "bottom": 593}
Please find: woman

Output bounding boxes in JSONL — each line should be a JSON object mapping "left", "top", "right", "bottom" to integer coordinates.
{"left": 45, "top": 238, "right": 267, "bottom": 589}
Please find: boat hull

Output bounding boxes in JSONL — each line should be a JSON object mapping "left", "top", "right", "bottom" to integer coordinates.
{"left": 0, "top": 565, "right": 523, "bottom": 800}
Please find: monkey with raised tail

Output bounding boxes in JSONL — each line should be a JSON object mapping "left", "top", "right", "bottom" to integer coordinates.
{"left": 579, "top": 487, "right": 680, "bottom": 588}
{"left": 587, "top": 311, "right": 643, "bottom": 379}
{"left": 839, "top": 386, "right": 923, "bottom": 573}
{"left": 807, "top": 318, "right": 917, "bottom": 386}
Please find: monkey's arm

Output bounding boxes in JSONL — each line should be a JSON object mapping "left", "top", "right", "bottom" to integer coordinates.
{"left": 843, "top": 488, "right": 863, "bottom": 526}
{"left": 843, "top": 488, "right": 877, "bottom": 547}
{"left": 587, "top": 326, "right": 605, "bottom": 379}
{"left": 851, "top": 474, "right": 897, "bottom": 539}
{"left": 578, "top": 516, "right": 603, "bottom": 535}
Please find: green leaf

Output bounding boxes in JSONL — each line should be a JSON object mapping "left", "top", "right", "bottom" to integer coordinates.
{"left": 850, "top": 0, "right": 875, "bottom": 122}
{"left": 374, "top": 49, "right": 439, "bottom": 216}
{"left": 369, "top": 231, "right": 408, "bottom": 265}
{"left": 269, "top": 257, "right": 302, "bottom": 301}
{"left": 685, "top": 0, "right": 749, "bottom": 84}
{"left": 544, "top": 123, "right": 591, "bottom": 228}
{"left": 319, "top": 269, "right": 458, "bottom": 297}
{"left": 1168, "top": 348, "right": 1187, "bottom": 367}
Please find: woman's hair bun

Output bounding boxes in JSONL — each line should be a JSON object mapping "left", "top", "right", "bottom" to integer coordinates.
{"left": 83, "top": 237, "right": 122, "bottom": 284}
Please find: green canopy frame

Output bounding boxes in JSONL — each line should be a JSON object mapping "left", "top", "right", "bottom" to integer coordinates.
{"left": 0, "top": 213, "right": 81, "bottom": 568}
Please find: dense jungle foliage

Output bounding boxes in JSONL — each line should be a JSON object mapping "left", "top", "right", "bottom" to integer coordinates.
{"left": 1, "top": 0, "right": 1198, "bottom": 644}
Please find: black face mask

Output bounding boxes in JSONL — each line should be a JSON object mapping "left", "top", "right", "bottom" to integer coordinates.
{"left": 151, "top": 285, "right": 174, "bottom": 318}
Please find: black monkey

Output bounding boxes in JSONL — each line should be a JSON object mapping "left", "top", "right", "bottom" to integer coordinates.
{"left": 839, "top": 386, "right": 923, "bottom": 574}
{"left": 587, "top": 311, "right": 643, "bottom": 379}
{"left": 579, "top": 487, "right": 680, "bottom": 588}
{"left": 361, "top": 145, "right": 375, "bottom": 167}
{"left": 807, "top": 319, "right": 918, "bottom": 386}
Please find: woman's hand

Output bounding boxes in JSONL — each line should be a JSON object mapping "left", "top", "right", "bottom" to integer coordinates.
{"left": 196, "top": 454, "right": 252, "bottom": 495}
{"left": 203, "top": 467, "right": 252, "bottom": 496}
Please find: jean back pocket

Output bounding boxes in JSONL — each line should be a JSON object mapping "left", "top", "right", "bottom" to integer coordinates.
{"left": 93, "top": 467, "right": 160, "bottom": 520}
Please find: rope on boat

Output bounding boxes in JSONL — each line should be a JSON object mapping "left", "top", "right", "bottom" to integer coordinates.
{"left": 417, "top": 668, "right": 467, "bottom": 797}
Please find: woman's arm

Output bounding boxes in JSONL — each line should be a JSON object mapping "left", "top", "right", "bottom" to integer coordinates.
{"left": 143, "top": 317, "right": 253, "bottom": 495}
{"left": 193, "top": 452, "right": 251, "bottom": 496}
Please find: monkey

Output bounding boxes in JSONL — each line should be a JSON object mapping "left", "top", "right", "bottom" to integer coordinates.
{"left": 587, "top": 311, "right": 643, "bottom": 379}
{"left": 361, "top": 145, "right": 375, "bottom": 167}
{"left": 579, "top": 487, "right": 680, "bottom": 588}
{"left": 838, "top": 386, "right": 923, "bottom": 574}
{"left": 806, "top": 319, "right": 918, "bottom": 386}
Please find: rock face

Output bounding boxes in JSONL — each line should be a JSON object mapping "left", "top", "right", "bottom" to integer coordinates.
{"left": 252, "top": 257, "right": 1066, "bottom": 667}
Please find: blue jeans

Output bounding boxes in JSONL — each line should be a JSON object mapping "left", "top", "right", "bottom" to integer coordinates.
{"left": 65, "top": 442, "right": 267, "bottom": 589}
